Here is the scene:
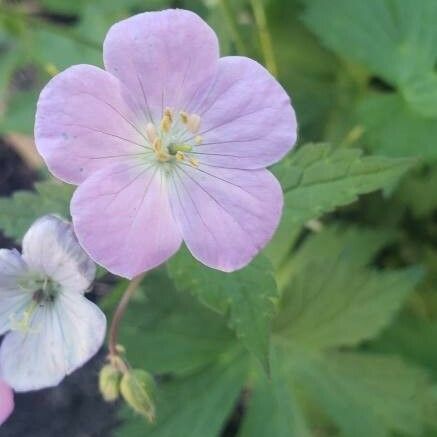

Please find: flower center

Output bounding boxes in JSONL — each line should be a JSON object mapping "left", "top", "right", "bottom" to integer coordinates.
{"left": 145, "top": 107, "right": 202, "bottom": 168}
{"left": 10, "top": 275, "right": 61, "bottom": 333}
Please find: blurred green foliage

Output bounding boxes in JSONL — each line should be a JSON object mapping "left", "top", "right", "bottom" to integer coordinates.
{"left": 1, "top": 0, "right": 437, "bottom": 436}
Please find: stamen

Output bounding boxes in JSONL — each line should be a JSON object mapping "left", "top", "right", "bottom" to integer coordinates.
{"left": 179, "top": 111, "right": 189, "bottom": 124}
{"left": 152, "top": 138, "right": 162, "bottom": 153}
{"left": 187, "top": 114, "right": 201, "bottom": 134}
{"left": 145, "top": 123, "right": 158, "bottom": 144}
{"left": 175, "top": 151, "right": 185, "bottom": 161}
{"left": 195, "top": 135, "right": 203, "bottom": 145}
{"left": 160, "top": 107, "right": 173, "bottom": 133}
{"left": 153, "top": 138, "right": 170, "bottom": 161}
{"left": 188, "top": 157, "right": 199, "bottom": 168}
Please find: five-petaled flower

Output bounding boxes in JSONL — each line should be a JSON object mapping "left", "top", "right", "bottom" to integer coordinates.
{"left": 0, "top": 215, "right": 106, "bottom": 392}
{"left": 35, "top": 9, "right": 297, "bottom": 279}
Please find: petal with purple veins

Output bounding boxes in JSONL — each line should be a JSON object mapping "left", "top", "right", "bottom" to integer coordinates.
{"left": 71, "top": 163, "right": 182, "bottom": 279}
{"left": 35, "top": 65, "right": 149, "bottom": 184}
{"left": 103, "top": 9, "right": 219, "bottom": 118}
{"left": 168, "top": 164, "right": 283, "bottom": 272}
{"left": 185, "top": 56, "right": 297, "bottom": 170}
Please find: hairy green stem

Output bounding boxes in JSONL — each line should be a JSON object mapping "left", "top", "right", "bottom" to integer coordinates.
{"left": 250, "top": 0, "right": 278, "bottom": 76}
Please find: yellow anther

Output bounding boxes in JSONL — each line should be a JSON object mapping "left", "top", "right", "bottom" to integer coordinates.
{"left": 195, "top": 135, "right": 203, "bottom": 145}
{"left": 152, "top": 138, "right": 162, "bottom": 153}
{"left": 187, "top": 114, "right": 201, "bottom": 134}
{"left": 175, "top": 151, "right": 185, "bottom": 161}
{"left": 188, "top": 157, "right": 199, "bottom": 168}
{"left": 152, "top": 138, "right": 169, "bottom": 161}
{"left": 179, "top": 111, "right": 189, "bottom": 124}
{"left": 164, "top": 107, "right": 173, "bottom": 122}
{"left": 145, "top": 123, "right": 158, "bottom": 144}
{"left": 160, "top": 108, "right": 173, "bottom": 133}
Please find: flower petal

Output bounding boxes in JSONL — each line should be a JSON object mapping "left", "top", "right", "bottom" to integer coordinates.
{"left": 169, "top": 164, "right": 283, "bottom": 271}
{"left": 0, "top": 249, "right": 31, "bottom": 335}
{"left": 22, "top": 215, "right": 95, "bottom": 294}
{"left": 71, "top": 163, "right": 182, "bottom": 279}
{"left": 0, "top": 292, "right": 106, "bottom": 392}
{"left": 0, "top": 379, "right": 14, "bottom": 425}
{"left": 103, "top": 9, "right": 219, "bottom": 116}
{"left": 35, "top": 64, "right": 149, "bottom": 184}
{"left": 187, "top": 56, "right": 297, "bottom": 169}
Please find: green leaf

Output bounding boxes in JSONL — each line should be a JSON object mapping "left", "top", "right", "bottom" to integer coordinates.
{"left": 168, "top": 249, "right": 278, "bottom": 372}
{"left": 372, "top": 314, "right": 437, "bottom": 379}
{"left": 292, "top": 225, "right": 397, "bottom": 270}
{"left": 293, "top": 350, "right": 432, "bottom": 437}
{"left": 117, "top": 354, "right": 248, "bottom": 437}
{"left": 267, "top": 0, "right": 342, "bottom": 142}
{"left": 403, "top": 73, "right": 437, "bottom": 118}
{"left": 393, "top": 164, "right": 437, "bottom": 218}
{"left": 302, "top": 0, "right": 437, "bottom": 86}
{"left": 302, "top": 1, "right": 437, "bottom": 161}
{"left": 358, "top": 93, "right": 437, "bottom": 160}
{"left": 276, "top": 230, "right": 422, "bottom": 350}
{"left": 111, "top": 269, "right": 235, "bottom": 375}
{"left": 0, "top": 89, "right": 39, "bottom": 136}
{"left": 265, "top": 143, "right": 415, "bottom": 266}
{"left": 0, "top": 178, "right": 74, "bottom": 241}
{"left": 239, "top": 350, "right": 311, "bottom": 437}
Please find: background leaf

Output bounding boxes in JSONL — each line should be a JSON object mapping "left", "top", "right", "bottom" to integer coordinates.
{"left": 168, "top": 249, "right": 278, "bottom": 372}
{"left": 0, "top": 178, "right": 73, "bottom": 241}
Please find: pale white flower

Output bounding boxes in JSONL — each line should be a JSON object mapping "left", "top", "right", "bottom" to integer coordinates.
{"left": 0, "top": 215, "right": 106, "bottom": 392}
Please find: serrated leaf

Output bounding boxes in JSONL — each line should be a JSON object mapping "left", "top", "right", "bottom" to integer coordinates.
{"left": 0, "top": 178, "right": 73, "bottom": 241}
{"left": 275, "top": 228, "right": 423, "bottom": 350}
{"left": 265, "top": 143, "right": 415, "bottom": 266}
{"left": 239, "top": 350, "right": 311, "bottom": 437}
{"left": 293, "top": 225, "right": 397, "bottom": 270}
{"left": 108, "top": 269, "right": 235, "bottom": 375}
{"left": 302, "top": 1, "right": 437, "bottom": 161}
{"left": 168, "top": 249, "right": 278, "bottom": 372}
{"left": 117, "top": 354, "right": 248, "bottom": 437}
{"left": 293, "top": 351, "right": 432, "bottom": 437}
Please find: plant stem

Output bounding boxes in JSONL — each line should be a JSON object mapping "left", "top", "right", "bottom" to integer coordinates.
{"left": 219, "top": 0, "right": 248, "bottom": 55}
{"left": 250, "top": 0, "right": 278, "bottom": 76}
{"left": 108, "top": 274, "right": 146, "bottom": 358}
{"left": 0, "top": 5, "right": 100, "bottom": 51}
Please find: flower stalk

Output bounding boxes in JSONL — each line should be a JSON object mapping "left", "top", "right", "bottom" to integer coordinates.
{"left": 108, "top": 273, "right": 146, "bottom": 361}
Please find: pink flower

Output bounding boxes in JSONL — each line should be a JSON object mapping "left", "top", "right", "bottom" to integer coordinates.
{"left": 35, "top": 9, "right": 297, "bottom": 278}
{"left": 0, "top": 379, "right": 13, "bottom": 425}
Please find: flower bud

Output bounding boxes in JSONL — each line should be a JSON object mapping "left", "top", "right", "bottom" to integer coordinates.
{"left": 120, "top": 369, "right": 156, "bottom": 422}
{"left": 99, "top": 364, "right": 122, "bottom": 402}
